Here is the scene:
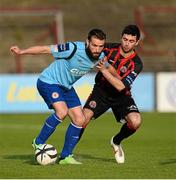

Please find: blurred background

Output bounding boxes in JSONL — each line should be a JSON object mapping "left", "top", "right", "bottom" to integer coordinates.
{"left": 0, "top": 0, "right": 176, "bottom": 113}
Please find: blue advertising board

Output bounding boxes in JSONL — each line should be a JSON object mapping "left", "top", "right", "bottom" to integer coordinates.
{"left": 0, "top": 74, "right": 47, "bottom": 113}
{"left": 132, "top": 73, "right": 155, "bottom": 111}
{"left": 0, "top": 73, "right": 154, "bottom": 113}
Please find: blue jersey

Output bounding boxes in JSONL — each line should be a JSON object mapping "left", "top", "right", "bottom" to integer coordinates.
{"left": 39, "top": 41, "right": 104, "bottom": 89}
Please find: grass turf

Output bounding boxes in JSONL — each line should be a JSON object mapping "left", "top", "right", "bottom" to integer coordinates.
{"left": 0, "top": 112, "right": 176, "bottom": 179}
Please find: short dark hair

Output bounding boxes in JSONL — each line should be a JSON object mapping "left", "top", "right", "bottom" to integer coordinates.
{"left": 88, "top": 28, "right": 106, "bottom": 41}
{"left": 122, "top": 25, "right": 140, "bottom": 40}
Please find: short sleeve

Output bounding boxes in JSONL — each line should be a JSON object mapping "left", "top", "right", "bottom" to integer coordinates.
{"left": 50, "top": 42, "right": 75, "bottom": 59}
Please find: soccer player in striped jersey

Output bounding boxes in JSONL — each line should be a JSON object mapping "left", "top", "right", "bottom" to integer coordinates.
{"left": 10, "top": 28, "right": 106, "bottom": 164}
{"left": 80, "top": 25, "right": 143, "bottom": 164}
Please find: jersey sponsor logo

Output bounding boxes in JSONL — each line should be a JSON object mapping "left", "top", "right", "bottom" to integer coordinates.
{"left": 52, "top": 92, "right": 59, "bottom": 99}
{"left": 89, "top": 100, "right": 97, "bottom": 108}
{"left": 120, "top": 66, "right": 127, "bottom": 73}
{"left": 70, "top": 68, "right": 87, "bottom": 76}
{"left": 57, "top": 43, "right": 69, "bottom": 52}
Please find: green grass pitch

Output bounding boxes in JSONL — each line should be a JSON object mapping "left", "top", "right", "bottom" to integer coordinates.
{"left": 0, "top": 112, "right": 176, "bottom": 179}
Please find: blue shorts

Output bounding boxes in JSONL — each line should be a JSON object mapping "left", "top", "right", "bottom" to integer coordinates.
{"left": 37, "top": 79, "right": 81, "bottom": 109}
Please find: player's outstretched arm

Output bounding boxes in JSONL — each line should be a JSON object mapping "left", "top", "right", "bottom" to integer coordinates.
{"left": 10, "top": 45, "right": 51, "bottom": 56}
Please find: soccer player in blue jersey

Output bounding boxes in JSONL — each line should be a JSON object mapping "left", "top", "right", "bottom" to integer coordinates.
{"left": 10, "top": 28, "right": 106, "bottom": 164}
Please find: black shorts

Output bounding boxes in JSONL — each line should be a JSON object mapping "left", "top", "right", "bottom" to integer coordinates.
{"left": 83, "top": 84, "right": 139, "bottom": 122}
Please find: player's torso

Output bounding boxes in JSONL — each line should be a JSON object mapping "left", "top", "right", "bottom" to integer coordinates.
{"left": 104, "top": 43, "right": 136, "bottom": 77}
{"left": 65, "top": 44, "right": 96, "bottom": 77}
{"left": 40, "top": 42, "right": 104, "bottom": 89}
{"left": 95, "top": 43, "right": 141, "bottom": 98}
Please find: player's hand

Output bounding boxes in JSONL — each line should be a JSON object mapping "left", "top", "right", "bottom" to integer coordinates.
{"left": 96, "top": 58, "right": 109, "bottom": 72}
{"left": 10, "top": 46, "right": 21, "bottom": 55}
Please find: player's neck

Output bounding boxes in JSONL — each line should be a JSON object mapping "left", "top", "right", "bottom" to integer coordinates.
{"left": 120, "top": 47, "right": 134, "bottom": 58}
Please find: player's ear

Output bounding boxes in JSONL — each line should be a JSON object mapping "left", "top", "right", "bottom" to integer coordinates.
{"left": 86, "top": 39, "right": 89, "bottom": 47}
{"left": 135, "top": 40, "right": 140, "bottom": 46}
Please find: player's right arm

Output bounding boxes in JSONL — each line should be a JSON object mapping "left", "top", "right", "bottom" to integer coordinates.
{"left": 10, "top": 42, "right": 76, "bottom": 60}
{"left": 10, "top": 45, "right": 51, "bottom": 55}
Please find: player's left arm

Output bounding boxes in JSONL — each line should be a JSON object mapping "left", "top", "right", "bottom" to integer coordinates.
{"left": 96, "top": 57, "right": 143, "bottom": 91}
{"left": 96, "top": 59, "right": 125, "bottom": 91}
{"left": 121, "top": 57, "right": 143, "bottom": 88}
{"left": 107, "top": 62, "right": 122, "bottom": 80}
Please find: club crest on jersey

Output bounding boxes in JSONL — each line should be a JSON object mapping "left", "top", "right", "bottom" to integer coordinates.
{"left": 52, "top": 92, "right": 59, "bottom": 99}
{"left": 120, "top": 66, "right": 127, "bottom": 73}
{"left": 89, "top": 101, "right": 97, "bottom": 108}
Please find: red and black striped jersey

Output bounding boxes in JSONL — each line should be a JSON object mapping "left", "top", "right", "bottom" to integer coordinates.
{"left": 95, "top": 43, "right": 143, "bottom": 97}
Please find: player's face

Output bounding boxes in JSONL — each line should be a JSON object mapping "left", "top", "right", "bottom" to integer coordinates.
{"left": 121, "top": 34, "right": 139, "bottom": 53}
{"left": 86, "top": 36, "right": 105, "bottom": 59}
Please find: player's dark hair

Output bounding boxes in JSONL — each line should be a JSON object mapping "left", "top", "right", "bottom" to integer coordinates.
{"left": 88, "top": 28, "right": 106, "bottom": 41}
{"left": 122, "top": 25, "right": 140, "bottom": 40}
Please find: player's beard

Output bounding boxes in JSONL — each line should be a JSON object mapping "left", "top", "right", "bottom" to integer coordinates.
{"left": 92, "top": 52, "right": 101, "bottom": 59}
{"left": 86, "top": 47, "right": 100, "bottom": 60}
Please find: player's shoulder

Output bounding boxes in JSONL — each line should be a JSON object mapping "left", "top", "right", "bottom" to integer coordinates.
{"left": 72, "top": 41, "right": 85, "bottom": 49}
{"left": 56, "top": 41, "right": 85, "bottom": 55}
{"left": 55, "top": 41, "right": 75, "bottom": 52}
{"left": 50, "top": 41, "right": 81, "bottom": 59}
{"left": 133, "top": 53, "right": 142, "bottom": 62}
{"left": 133, "top": 53, "right": 143, "bottom": 70}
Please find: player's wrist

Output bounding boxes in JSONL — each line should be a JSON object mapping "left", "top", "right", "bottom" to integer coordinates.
{"left": 101, "top": 68, "right": 108, "bottom": 74}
